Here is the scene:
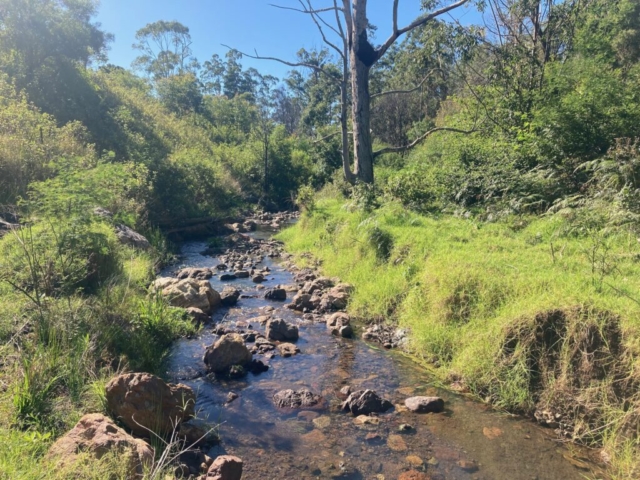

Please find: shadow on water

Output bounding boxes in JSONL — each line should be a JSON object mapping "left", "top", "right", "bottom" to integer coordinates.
{"left": 163, "top": 228, "right": 600, "bottom": 480}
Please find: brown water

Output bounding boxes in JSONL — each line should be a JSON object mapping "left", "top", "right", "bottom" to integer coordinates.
{"left": 164, "top": 229, "right": 599, "bottom": 480}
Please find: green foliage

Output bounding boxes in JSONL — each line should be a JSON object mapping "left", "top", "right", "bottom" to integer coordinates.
{"left": 296, "top": 185, "right": 316, "bottom": 213}
{"left": 132, "top": 20, "right": 198, "bottom": 80}
{"left": 26, "top": 158, "right": 151, "bottom": 225}
{"left": 0, "top": 76, "right": 96, "bottom": 205}
{"left": 156, "top": 73, "right": 203, "bottom": 116}
{"left": 0, "top": 0, "right": 111, "bottom": 123}
{"left": 0, "top": 220, "right": 120, "bottom": 298}
{"left": 122, "top": 294, "right": 197, "bottom": 373}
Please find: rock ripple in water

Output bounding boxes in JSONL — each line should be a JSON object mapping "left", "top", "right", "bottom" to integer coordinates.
{"left": 273, "top": 389, "right": 323, "bottom": 409}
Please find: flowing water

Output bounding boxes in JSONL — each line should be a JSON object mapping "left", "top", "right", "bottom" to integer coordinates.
{"left": 164, "top": 226, "right": 598, "bottom": 480}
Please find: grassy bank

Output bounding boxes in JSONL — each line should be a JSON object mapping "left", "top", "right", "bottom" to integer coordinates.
{"left": 278, "top": 196, "right": 640, "bottom": 478}
{"left": 0, "top": 219, "right": 197, "bottom": 479}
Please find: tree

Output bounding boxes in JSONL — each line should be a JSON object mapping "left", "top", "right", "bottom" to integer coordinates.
{"left": 272, "top": 85, "right": 303, "bottom": 134}
{"left": 201, "top": 53, "right": 225, "bottom": 95}
{"left": 156, "top": 72, "right": 203, "bottom": 116}
{"left": 0, "top": 0, "right": 111, "bottom": 118}
{"left": 202, "top": 50, "right": 279, "bottom": 102}
{"left": 132, "top": 20, "right": 199, "bottom": 80}
{"left": 231, "top": 0, "right": 472, "bottom": 184}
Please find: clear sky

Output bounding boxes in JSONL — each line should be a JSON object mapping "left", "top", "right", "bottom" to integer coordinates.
{"left": 96, "top": 0, "right": 480, "bottom": 79}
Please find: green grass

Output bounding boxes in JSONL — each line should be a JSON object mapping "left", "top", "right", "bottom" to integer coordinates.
{"left": 278, "top": 197, "right": 640, "bottom": 478}
{"left": 0, "top": 213, "right": 199, "bottom": 478}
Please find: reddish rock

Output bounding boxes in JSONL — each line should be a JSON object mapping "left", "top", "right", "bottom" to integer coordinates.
{"left": 203, "top": 333, "right": 252, "bottom": 374}
{"left": 48, "top": 414, "right": 153, "bottom": 476}
{"left": 201, "top": 455, "right": 243, "bottom": 480}
{"left": 277, "top": 342, "right": 300, "bottom": 357}
{"left": 105, "top": 373, "right": 195, "bottom": 437}
{"left": 152, "top": 277, "right": 221, "bottom": 313}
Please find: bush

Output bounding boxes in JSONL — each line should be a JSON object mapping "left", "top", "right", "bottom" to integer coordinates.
{"left": 0, "top": 220, "right": 120, "bottom": 298}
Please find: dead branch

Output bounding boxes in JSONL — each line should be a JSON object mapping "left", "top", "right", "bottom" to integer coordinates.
{"left": 221, "top": 45, "right": 341, "bottom": 86}
{"left": 269, "top": 3, "right": 343, "bottom": 14}
{"left": 299, "top": 0, "right": 345, "bottom": 60}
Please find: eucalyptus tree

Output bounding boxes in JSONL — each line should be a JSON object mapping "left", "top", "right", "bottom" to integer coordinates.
{"left": 132, "top": 21, "right": 199, "bottom": 80}
{"left": 231, "top": 0, "right": 472, "bottom": 184}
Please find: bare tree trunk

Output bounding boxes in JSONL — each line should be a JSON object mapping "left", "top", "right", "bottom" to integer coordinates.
{"left": 350, "top": 0, "right": 375, "bottom": 184}
{"left": 340, "top": 81, "right": 355, "bottom": 184}
{"left": 350, "top": 56, "right": 374, "bottom": 183}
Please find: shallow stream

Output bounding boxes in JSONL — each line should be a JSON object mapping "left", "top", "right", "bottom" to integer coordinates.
{"left": 164, "top": 226, "right": 597, "bottom": 480}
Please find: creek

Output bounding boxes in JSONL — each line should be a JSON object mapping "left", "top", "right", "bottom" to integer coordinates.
{"left": 163, "top": 224, "right": 597, "bottom": 480}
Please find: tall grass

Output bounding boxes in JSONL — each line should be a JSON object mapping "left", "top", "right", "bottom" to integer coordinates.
{"left": 278, "top": 197, "right": 640, "bottom": 478}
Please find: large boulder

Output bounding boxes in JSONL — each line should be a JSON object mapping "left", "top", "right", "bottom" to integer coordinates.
{"left": 273, "top": 389, "right": 324, "bottom": 409}
{"left": 48, "top": 413, "right": 153, "bottom": 476}
{"left": 266, "top": 318, "right": 299, "bottom": 342}
{"left": 199, "top": 455, "right": 243, "bottom": 480}
{"left": 105, "top": 373, "right": 195, "bottom": 437}
{"left": 152, "top": 278, "right": 221, "bottom": 313}
{"left": 319, "top": 292, "right": 348, "bottom": 312}
{"left": 341, "top": 389, "right": 393, "bottom": 416}
{"left": 115, "top": 224, "right": 151, "bottom": 250}
{"left": 404, "top": 396, "right": 445, "bottom": 414}
{"left": 204, "top": 333, "right": 252, "bottom": 374}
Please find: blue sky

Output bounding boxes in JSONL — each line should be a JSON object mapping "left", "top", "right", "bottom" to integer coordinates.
{"left": 96, "top": 1, "right": 480, "bottom": 79}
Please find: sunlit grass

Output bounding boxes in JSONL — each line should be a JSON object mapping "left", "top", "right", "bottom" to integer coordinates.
{"left": 278, "top": 197, "right": 640, "bottom": 478}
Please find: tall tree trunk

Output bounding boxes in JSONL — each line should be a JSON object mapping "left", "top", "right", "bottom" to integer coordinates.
{"left": 349, "top": 0, "right": 375, "bottom": 184}
{"left": 340, "top": 81, "right": 355, "bottom": 184}
{"left": 350, "top": 57, "right": 374, "bottom": 183}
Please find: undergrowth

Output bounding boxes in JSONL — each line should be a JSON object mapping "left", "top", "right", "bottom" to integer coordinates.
{"left": 0, "top": 216, "right": 197, "bottom": 478}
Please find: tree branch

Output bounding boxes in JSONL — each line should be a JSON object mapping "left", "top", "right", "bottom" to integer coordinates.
{"left": 304, "top": 0, "right": 345, "bottom": 40}
{"left": 312, "top": 129, "right": 353, "bottom": 143}
{"left": 300, "top": 0, "right": 346, "bottom": 60}
{"left": 371, "top": 68, "right": 442, "bottom": 99}
{"left": 392, "top": 0, "right": 400, "bottom": 35}
{"left": 373, "top": 126, "right": 475, "bottom": 157}
{"left": 269, "top": 3, "right": 343, "bottom": 14}
{"left": 376, "top": 0, "right": 469, "bottom": 61}
{"left": 221, "top": 45, "right": 341, "bottom": 86}
{"left": 334, "top": 0, "right": 347, "bottom": 42}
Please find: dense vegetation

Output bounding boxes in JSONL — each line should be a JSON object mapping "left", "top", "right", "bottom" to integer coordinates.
{"left": 0, "top": 0, "right": 639, "bottom": 477}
